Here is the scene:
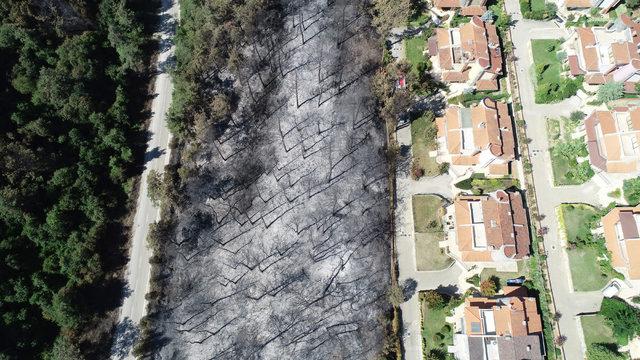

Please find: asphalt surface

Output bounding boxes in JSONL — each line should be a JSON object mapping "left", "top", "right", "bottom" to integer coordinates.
{"left": 110, "top": 0, "right": 177, "bottom": 358}
{"left": 504, "top": 2, "right": 609, "bottom": 358}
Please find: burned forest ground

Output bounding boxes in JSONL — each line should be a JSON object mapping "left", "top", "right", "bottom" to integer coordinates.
{"left": 150, "top": 0, "right": 392, "bottom": 359}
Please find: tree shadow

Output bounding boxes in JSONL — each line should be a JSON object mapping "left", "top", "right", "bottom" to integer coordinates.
{"left": 435, "top": 284, "right": 459, "bottom": 296}
{"left": 145, "top": 146, "right": 166, "bottom": 164}
{"left": 402, "top": 278, "right": 418, "bottom": 301}
{"left": 110, "top": 317, "right": 140, "bottom": 360}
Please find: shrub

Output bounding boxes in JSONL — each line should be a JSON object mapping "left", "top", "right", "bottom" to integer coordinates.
{"left": 569, "top": 110, "right": 586, "bottom": 123}
{"left": 623, "top": 177, "right": 640, "bottom": 205}
{"left": 455, "top": 177, "right": 474, "bottom": 190}
{"left": 424, "top": 290, "right": 446, "bottom": 309}
{"left": 147, "top": 169, "right": 164, "bottom": 206}
{"left": 587, "top": 343, "right": 626, "bottom": 360}
{"left": 607, "top": 188, "right": 621, "bottom": 198}
{"left": 600, "top": 297, "right": 640, "bottom": 344}
{"left": 438, "top": 162, "right": 450, "bottom": 175}
{"left": 411, "top": 162, "right": 425, "bottom": 179}
{"left": 480, "top": 278, "right": 498, "bottom": 296}
{"left": 466, "top": 274, "right": 481, "bottom": 287}
{"left": 387, "top": 284, "right": 405, "bottom": 306}
{"left": 597, "top": 82, "right": 624, "bottom": 103}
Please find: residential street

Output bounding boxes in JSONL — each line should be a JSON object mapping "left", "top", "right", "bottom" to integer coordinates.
{"left": 110, "top": 0, "right": 178, "bottom": 358}
{"left": 504, "top": 0, "right": 609, "bottom": 357}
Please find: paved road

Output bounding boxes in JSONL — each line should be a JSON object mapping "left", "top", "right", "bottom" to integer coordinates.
{"left": 110, "top": 0, "right": 178, "bottom": 358}
{"left": 395, "top": 126, "right": 465, "bottom": 360}
{"left": 504, "top": 1, "right": 608, "bottom": 358}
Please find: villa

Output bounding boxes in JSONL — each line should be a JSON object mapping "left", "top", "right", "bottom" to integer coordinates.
{"left": 602, "top": 206, "right": 640, "bottom": 280}
{"left": 432, "top": 0, "right": 488, "bottom": 16}
{"left": 567, "top": 20, "right": 640, "bottom": 89}
{"left": 584, "top": 107, "right": 640, "bottom": 174}
{"left": 435, "top": 98, "right": 515, "bottom": 176}
{"left": 428, "top": 16, "right": 503, "bottom": 91}
{"left": 449, "top": 189, "right": 531, "bottom": 266}
{"left": 449, "top": 286, "right": 545, "bottom": 360}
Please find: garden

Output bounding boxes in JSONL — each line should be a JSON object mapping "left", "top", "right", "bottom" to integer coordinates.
{"left": 531, "top": 39, "right": 582, "bottom": 104}
{"left": 545, "top": 112, "right": 594, "bottom": 186}
{"left": 412, "top": 194, "right": 453, "bottom": 271}
{"left": 580, "top": 297, "right": 640, "bottom": 359}
{"left": 454, "top": 173, "right": 519, "bottom": 195}
{"left": 519, "top": 0, "right": 558, "bottom": 20}
{"left": 558, "top": 204, "right": 621, "bottom": 291}
{"left": 411, "top": 111, "right": 446, "bottom": 178}
{"left": 420, "top": 290, "right": 459, "bottom": 360}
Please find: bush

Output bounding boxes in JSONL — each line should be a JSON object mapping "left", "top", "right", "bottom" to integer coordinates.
{"left": 411, "top": 162, "right": 425, "bottom": 179}
{"left": 454, "top": 177, "right": 474, "bottom": 190}
{"left": 480, "top": 278, "right": 498, "bottom": 296}
{"left": 597, "top": 82, "right": 624, "bottom": 103}
{"left": 466, "top": 274, "right": 481, "bottom": 287}
{"left": 623, "top": 177, "right": 640, "bottom": 205}
{"left": 424, "top": 290, "right": 446, "bottom": 309}
{"left": 587, "top": 343, "right": 626, "bottom": 360}
{"left": 438, "top": 162, "right": 449, "bottom": 175}
{"left": 600, "top": 297, "right": 640, "bottom": 344}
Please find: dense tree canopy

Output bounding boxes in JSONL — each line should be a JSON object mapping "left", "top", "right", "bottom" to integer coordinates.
{"left": 0, "top": 0, "right": 149, "bottom": 358}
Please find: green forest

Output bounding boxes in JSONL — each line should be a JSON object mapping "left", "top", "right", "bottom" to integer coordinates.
{"left": 0, "top": 0, "right": 152, "bottom": 358}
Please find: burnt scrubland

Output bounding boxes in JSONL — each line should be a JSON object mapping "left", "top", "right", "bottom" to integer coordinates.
{"left": 142, "top": 0, "right": 393, "bottom": 358}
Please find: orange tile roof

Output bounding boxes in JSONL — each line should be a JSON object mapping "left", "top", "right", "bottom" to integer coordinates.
{"left": 461, "top": 5, "right": 487, "bottom": 16}
{"left": 463, "top": 288, "right": 543, "bottom": 338}
{"left": 433, "top": 17, "right": 502, "bottom": 87}
{"left": 453, "top": 190, "right": 530, "bottom": 263}
{"left": 565, "top": 0, "right": 592, "bottom": 7}
{"left": 584, "top": 107, "right": 640, "bottom": 173}
{"left": 435, "top": 99, "right": 514, "bottom": 170}
{"left": 603, "top": 206, "right": 640, "bottom": 279}
{"left": 577, "top": 28, "right": 600, "bottom": 72}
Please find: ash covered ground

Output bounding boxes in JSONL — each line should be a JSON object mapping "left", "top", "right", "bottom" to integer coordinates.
{"left": 153, "top": 0, "right": 391, "bottom": 358}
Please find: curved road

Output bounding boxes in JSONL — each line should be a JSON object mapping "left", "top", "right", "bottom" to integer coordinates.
{"left": 110, "top": 0, "right": 178, "bottom": 358}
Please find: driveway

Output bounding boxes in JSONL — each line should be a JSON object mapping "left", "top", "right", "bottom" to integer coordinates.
{"left": 504, "top": 0, "right": 608, "bottom": 358}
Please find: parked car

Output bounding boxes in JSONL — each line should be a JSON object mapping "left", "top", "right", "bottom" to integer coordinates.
{"left": 506, "top": 276, "right": 526, "bottom": 286}
{"left": 602, "top": 281, "right": 621, "bottom": 298}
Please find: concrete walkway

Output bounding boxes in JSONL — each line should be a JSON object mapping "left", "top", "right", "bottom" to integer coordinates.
{"left": 395, "top": 125, "right": 465, "bottom": 360}
{"left": 504, "top": 1, "right": 610, "bottom": 358}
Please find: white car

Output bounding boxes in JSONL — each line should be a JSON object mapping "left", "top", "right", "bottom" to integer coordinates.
{"left": 602, "top": 281, "right": 621, "bottom": 298}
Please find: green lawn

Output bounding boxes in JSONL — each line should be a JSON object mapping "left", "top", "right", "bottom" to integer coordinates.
{"left": 581, "top": 314, "right": 617, "bottom": 347}
{"left": 531, "top": 39, "right": 562, "bottom": 85}
{"left": 404, "top": 36, "right": 426, "bottom": 70}
{"left": 558, "top": 204, "right": 598, "bottom": 245}
{"left": 546, "top": 118, "right": 561, "bottom": 146}
{"left": 479, "top": 261, "right": 529, "bottom": 286}
{"left": 415, "top": 232, "right": 452, "bottom": 271}
{"left": 567, "top": 247, "right": 612, "bottom": 291}
{"left": 411, "top": 113, "right": 440, "bottom": 176}
{"left": 531, "top": 0, "right": 546, "bottom": 11}
{"left": 454, "top": 174, "right": 519, "bottom": 195}
{"left": 550, "top": 150, "right": 582, "bottom": 186}
{"left": 412, "top": 195, "right": 444, "bottom": 233}
{"left": 421, "top": 298, "right": 454, "bottom": 354}
{"left": 413, "top": 195, "right": 451, "bottom": 271}
{"left": 546, "top": 116, "right": 592, "bottom": 185}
